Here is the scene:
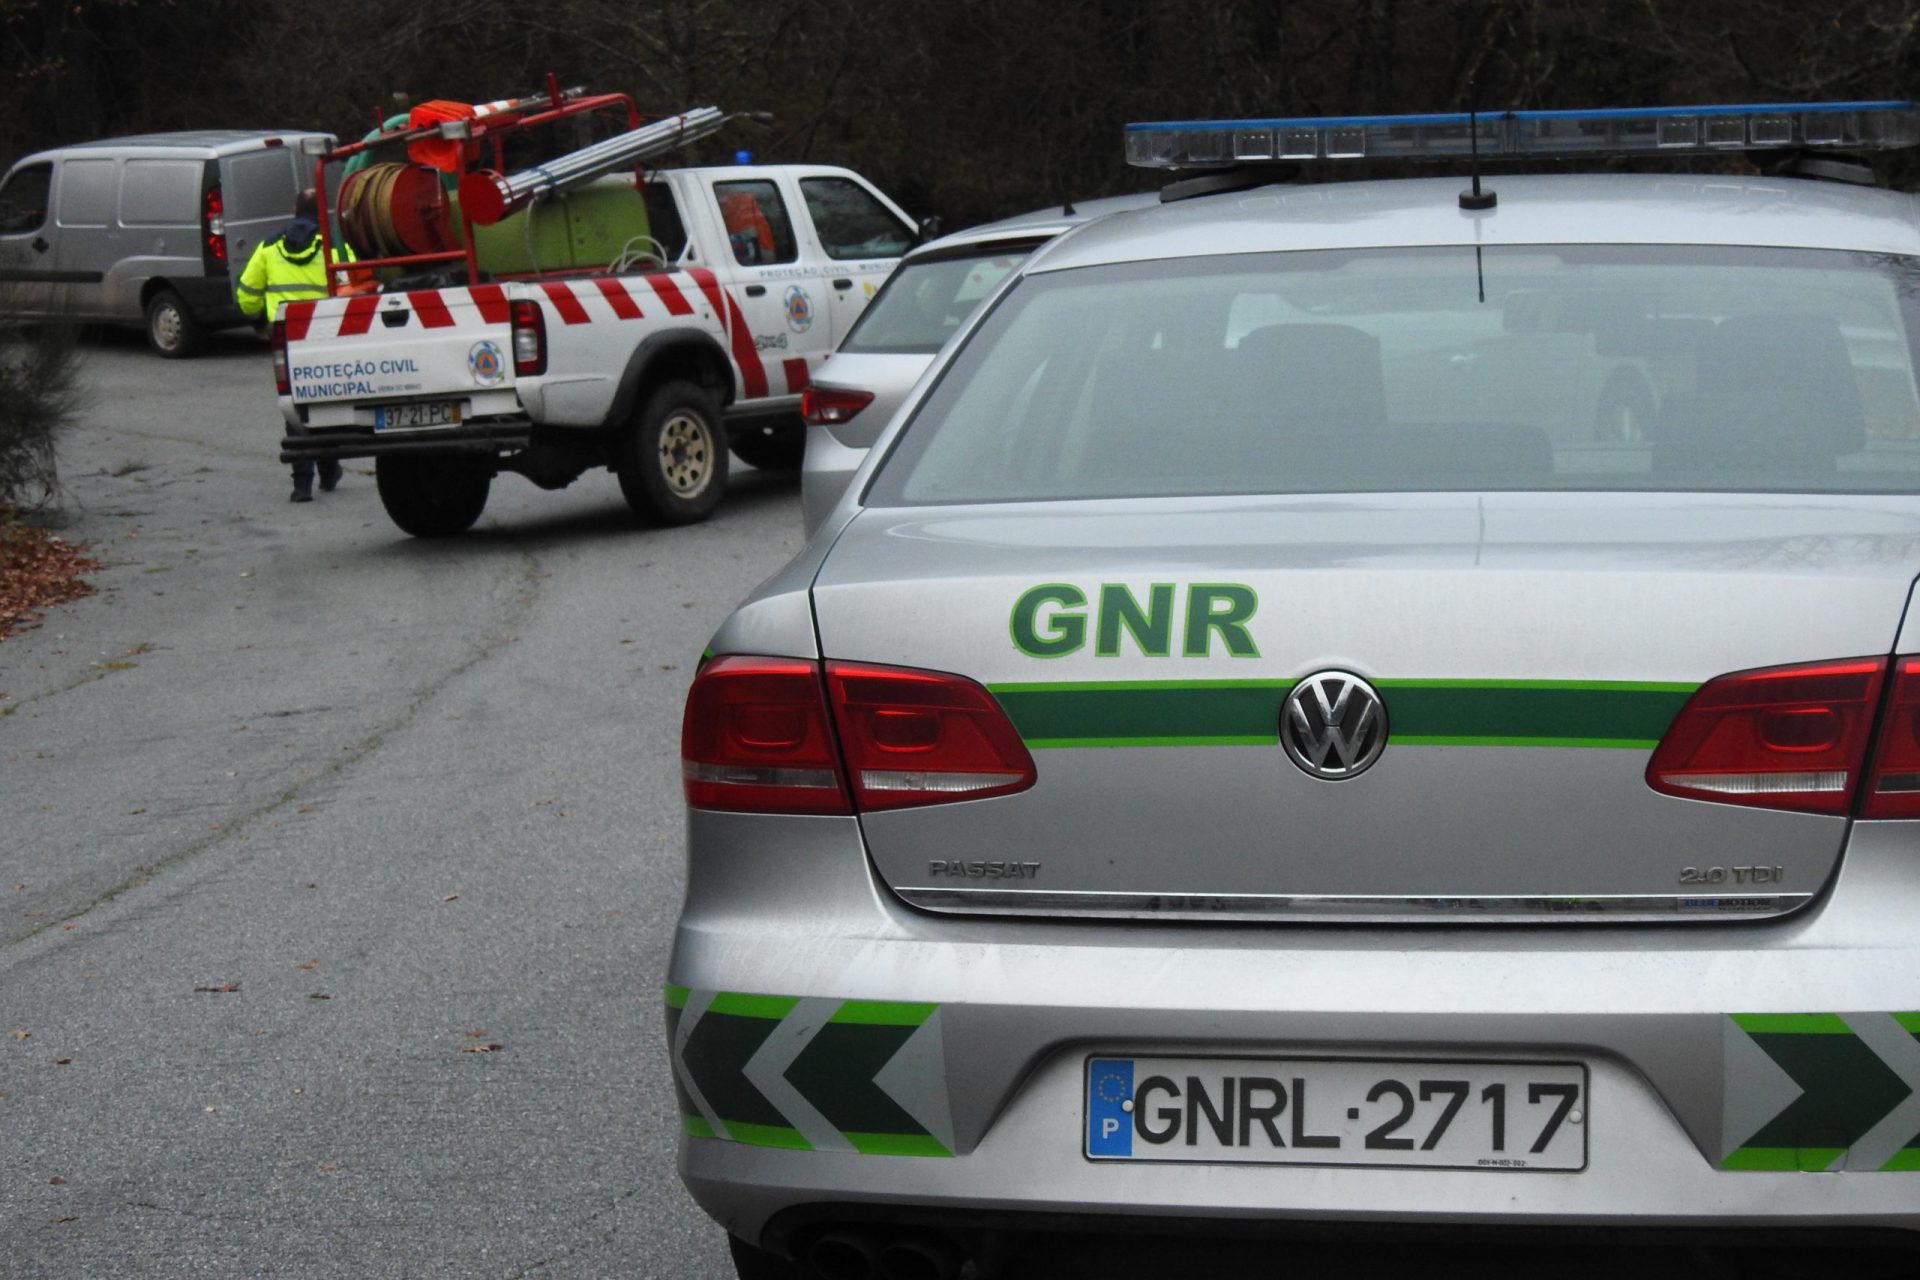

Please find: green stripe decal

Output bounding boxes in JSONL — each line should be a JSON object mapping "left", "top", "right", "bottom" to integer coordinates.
{"left": 1882, "top": 1149, "right": 1920, "bottom": 1172}
{"left": 991, "top": 680, "right": 1292, "bottom": 748}
{"left": 682, "top": 1115, "right": 716, "bottom": 1139}
{"left": 721, "top": 1122, "right": 813, "bottom": 1151}
{"left": 706, "top": 992, "right": 800, "bottom": 1020}
{"left": 663, "top": 984, "right": 690, "bottom": 1010}
{"left": 1720, "top": 1147, "right": 1845, "bottom": 1172}
{"left": 831, "top": 1000, "right": 938, "bottom": 1027}
{"left": 1730, "top": 1013, "right": 1855, "bottom": 1036}
{"left": 845, "top": 1132, "right": 953, "bottom": 1157}
{"left": 1894, "top": 1012, "right": 1920, "bottom": 1034}
{"left": 987, "top": 677, "right": 1694, "bottom": 750}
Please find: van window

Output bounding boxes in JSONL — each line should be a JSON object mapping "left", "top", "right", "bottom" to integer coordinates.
{"left": 56, "top": 159, "right": 115, "bottom": 227}
{"left": 226, "top": 149, "right": 298, "bottom": 218}
{"left": 120, "top": 160, "right": 201, "bottom": 226}
{"left": 799, "top": 177, "right": 913, "bottom": 260}
{"left": 0, "top": 162, "right": 51, "bottom": 233}
{"left": 642, "top": 181, "right": 688, "bottom": 261}
{"left": 712, "top": 180, "right": 797, "bottom": 266}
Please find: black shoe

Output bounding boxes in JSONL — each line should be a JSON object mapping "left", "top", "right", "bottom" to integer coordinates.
{"left": 290, "top": 487, "right": 313, "bottom": 503}
{"left": 318, "top": 463, "right": 341, "bottom": 492}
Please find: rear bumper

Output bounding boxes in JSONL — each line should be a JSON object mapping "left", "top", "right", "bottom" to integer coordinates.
{"left": 666, "top": 813, "right": 1920, "bottom": 1246}
{"left": 279, "top": 421, "right": 532, "bottom": 464}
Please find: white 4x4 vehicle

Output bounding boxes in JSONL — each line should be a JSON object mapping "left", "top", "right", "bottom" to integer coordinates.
{"left": 278, "top": 161, "right": 917, "bottom": 536}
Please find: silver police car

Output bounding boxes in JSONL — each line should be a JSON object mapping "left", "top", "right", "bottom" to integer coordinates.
{"left": 670, "top": 103, "right": 1920, "bottom": 1280}
{"left": 801, "top": 195, "right": 1156, "bottom": 535}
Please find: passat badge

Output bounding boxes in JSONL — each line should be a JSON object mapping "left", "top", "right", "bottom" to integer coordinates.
{"left": 468, "top": 339, "right": 506, "bottom": 387}
{"left": 1281, "top": 671, "right": 1387, "bottom": 780}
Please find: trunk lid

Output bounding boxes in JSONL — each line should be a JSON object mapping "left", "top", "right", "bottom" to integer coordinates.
{"left": 810, "top": 492, "right": 1920, "bottom": 923}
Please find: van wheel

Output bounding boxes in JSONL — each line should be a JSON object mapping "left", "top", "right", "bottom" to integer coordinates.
{"left": 145, "top": 289, "right": 202, "bottom": 358}
{"left": 617, "top": 380, "right": 727, "bottom": 525}
{"left": 729, "top": 420, "right": 806, "bottom": 472}
{"left": 374, "top": 454, "right": 490, "bottom": 537}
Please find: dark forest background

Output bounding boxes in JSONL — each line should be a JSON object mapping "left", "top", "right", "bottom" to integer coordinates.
{"left": 4, "top": 0, "right": 1920, "bottom": 226}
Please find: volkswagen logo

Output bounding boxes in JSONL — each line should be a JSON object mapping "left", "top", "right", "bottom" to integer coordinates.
{"left": 1280, "top": 671, "right": 1388, "bottom": 780}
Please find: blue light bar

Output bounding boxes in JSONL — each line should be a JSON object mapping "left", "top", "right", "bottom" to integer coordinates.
{"left": 1124, "top": 101, "right": 1920, "bottom": 168}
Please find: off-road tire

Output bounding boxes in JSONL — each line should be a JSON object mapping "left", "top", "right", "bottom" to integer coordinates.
{"left": 617, "top": 379, "right": 727, "bottom": 525}
{"left": 728, "top": 419, "right": 806, "bottom": 472}
{"left": 374, "top": 454, "right": 491, "bottom": 537}
{"left": 145, "top": 289, "right": 202, "bottom": 359}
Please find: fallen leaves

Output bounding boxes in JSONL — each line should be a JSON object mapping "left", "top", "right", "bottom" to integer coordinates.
{"left": 193, "top": 983, "right": 240, "bottom": 994}
{"left": 10, "top": 1029, "right": 27, "bottom": 1041}
{"left": 460, "top": 1043, "right": 503, "bottom": 1054}
{"left": 0, "top": 511, "right": 101, "bottom": 641}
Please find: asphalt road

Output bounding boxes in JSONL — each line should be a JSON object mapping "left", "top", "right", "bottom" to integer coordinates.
{"left": 1, "top": 330, "right": 786, "bottom": 1277}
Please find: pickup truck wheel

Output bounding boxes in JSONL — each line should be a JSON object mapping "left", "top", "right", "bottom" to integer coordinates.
{"left": 374, "top": 455, "right": 491, "bottom": 537}
{"left": 618, "top": 380, "right": 727, "bottom": 525}
{"left": 145, "top": 289, "right": 202, "bottom": 358}
{"left": 728, "top": 420, "right": 805, "bottom": 472}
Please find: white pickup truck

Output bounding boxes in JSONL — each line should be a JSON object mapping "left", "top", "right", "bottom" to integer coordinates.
{"left": 276, "top": 163, "right": 918, "bottom": 536}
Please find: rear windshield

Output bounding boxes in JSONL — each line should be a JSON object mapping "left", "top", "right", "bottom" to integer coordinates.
{"left": 867, "top": 245, "right": 1920, "bottom": 505}
{"left": 840, "top": 243, "right": 1039, "bottom": 356}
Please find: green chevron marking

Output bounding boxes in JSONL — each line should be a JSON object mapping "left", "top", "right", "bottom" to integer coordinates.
{"left": 986, "top": 677, "right": 1694, "bottom": 749}
{"left": 1724, "top": 1013, "right": 1916, "bottom": 1171}
{"left": 831, "top": 1000, "right": 938, "bottom": 1026}
{"left": 1894, "top": 1012, "right": 1920, "bottom": 1034}
{"left": 669, "top": 989, "right": 950, "bottom": 1157}
{"left": 846, "top": 1132, "right": 953, "bottom": 1157}
{"left": 1882, "top": 1149, "right": 1920, "bottom": 1172}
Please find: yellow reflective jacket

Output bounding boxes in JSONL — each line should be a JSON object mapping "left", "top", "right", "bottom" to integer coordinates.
{"left": 236, "top": 222, "right": 354, "bottom": 323}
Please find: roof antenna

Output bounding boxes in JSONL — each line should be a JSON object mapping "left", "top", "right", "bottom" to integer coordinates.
{"left": 1460, "top": 101, "right": 1497, "bottom": 211}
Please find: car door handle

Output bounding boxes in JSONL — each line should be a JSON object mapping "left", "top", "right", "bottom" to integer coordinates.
{"left": 30, "top": 236, "right": 47, "bottom": 254}
{"left": 832, "top": 278, "right": 853, "bottom": 290}
{"left": 744, "top": 284, "right": 767, "bottom": 298}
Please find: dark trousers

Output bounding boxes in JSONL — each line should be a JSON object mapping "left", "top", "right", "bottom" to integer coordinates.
{"left": 290, "top": 458, "right": 342, "bottom": 492}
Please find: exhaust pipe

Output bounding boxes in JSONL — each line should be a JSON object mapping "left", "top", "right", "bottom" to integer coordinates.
{"left": 877, "top": 1233, "right": 964, "bottom": 1280}
{"left": 809, "top": 1230, "right": 880, "bottom": 1280}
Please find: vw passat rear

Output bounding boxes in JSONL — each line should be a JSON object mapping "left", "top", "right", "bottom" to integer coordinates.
{"left": 668, "top": 114, "right": 1920, "bottom": 1279}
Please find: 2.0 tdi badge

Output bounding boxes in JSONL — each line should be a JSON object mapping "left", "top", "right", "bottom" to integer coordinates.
{"left": 1281, "top": 671, "right": 1388, "bottom": 780}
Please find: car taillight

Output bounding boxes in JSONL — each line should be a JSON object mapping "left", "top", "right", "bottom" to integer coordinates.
{"left": 682, "top": 657, "right": 850, "bottom": 815}
{"left": 510, "top": 299, "right": 545, "bottom": 376}
{"left": 271, "top": 319, "right": 290, "bottom": 395}
{"left": 681, "top": 656, "right": 1036, "bottom": 814}
{"left": 203, "top": 185, "right": 226, "bottom": 262}
{"left": 1863, "top": 656, "right": 1920, "bottom": 818}
{"left": 1646, "top": 657, "right": 1886, "bottom": 815}
{"left": 825, "top": 660, "right": 1037, "bottom": 811}
{"left": 802, "top": 386, "right": 874, "bottom": 426}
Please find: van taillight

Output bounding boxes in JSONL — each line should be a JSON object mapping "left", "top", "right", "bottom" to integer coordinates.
{"left": 204, "top": 185, "right": 226, "bottom": 262}
{"left": 802, "top": 386, "right": 874, "bottom": 426}
{"left": 271, "top": 320, "right": 290, "bottom": 395}
{"left": 510, "top": 300, "right": 545, "bottom": 376}
{"left": 1646, "top": 657, "right": 1886, "bottom": 815}
{"left": 682, "top": 656, "right": 1036, "bottom": 814}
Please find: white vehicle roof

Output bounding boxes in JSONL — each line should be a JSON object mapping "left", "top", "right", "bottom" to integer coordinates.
{"left": 908, "top": 192, "right": 1160, "bottom": 259}
{"left": 1038, "top": 172, "right": 1920, "bottom": 272}
{"left": 30, "top": 130, "right": 332, "bottom": 161}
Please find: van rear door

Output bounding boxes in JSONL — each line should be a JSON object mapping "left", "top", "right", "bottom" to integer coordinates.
{"left": 221, "top": 146, "right": 306, "bottom": 286}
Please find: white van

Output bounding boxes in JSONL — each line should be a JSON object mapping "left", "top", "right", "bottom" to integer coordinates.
{"left": 0, "top": 129, "right": 333, "bottom": 356}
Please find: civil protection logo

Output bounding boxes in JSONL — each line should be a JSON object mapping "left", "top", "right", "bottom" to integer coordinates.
{"left": 1280, "top": 671, "right": 1388, "bottom": 780}
{"left": 468, "top": 339, "right": 506, "bottom": 387}
{"left": 784, "top": 285, "right": 814, "bottom": 333}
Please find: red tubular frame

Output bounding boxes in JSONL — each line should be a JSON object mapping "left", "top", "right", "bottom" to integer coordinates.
{"left": 310, "top": 75, "right": 648, "bottom": 296}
